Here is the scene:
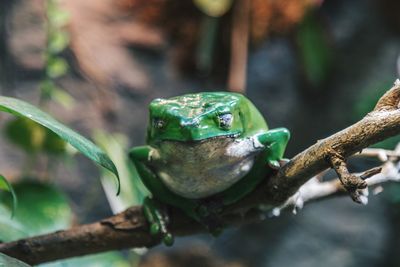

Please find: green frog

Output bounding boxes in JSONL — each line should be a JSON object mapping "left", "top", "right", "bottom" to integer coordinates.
{"left": 129, "top": 92, "right": 290, "bottom": 245}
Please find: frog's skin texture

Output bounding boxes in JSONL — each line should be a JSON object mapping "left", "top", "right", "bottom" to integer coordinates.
{"left": 129, "top": 92, "right": 290, "bottom": 246}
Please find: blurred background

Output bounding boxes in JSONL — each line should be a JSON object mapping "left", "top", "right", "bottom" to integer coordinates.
{"left": 0, "top": 0, "right": 400, "bottom": 266}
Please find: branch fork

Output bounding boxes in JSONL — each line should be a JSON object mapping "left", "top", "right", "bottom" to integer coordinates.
{"left": 327, "top": 150, "right": 368, "bottom": 203}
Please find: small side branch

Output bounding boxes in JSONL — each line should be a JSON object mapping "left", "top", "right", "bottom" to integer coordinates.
{"left": 327, "top": 151, "right": 367, "bottom": 203}
{"left": 275, "top": 160, "right": 398, "bottom": 214}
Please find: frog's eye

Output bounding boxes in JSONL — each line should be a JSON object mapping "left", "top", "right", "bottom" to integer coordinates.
{"left": 218, "top": 113, "right": 233, "bottom": 129}
{"left": 153, "top": 118, "right": 166, "bottom": 129}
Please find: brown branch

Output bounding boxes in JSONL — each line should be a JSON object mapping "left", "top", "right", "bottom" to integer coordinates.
{"left": 278, "top": 161, "right": 399, "bottom": 213}
{"left": 327, "top": 151, "right": 367, "bottom": 203}
{"left": 239, "top": 80, "right": 400, "bottom": 208}
{"left": 0, "top": 205, "right": 260, "bottom": 265}
{"left": 1, "top": 81, "right": 400, "bottom": 265}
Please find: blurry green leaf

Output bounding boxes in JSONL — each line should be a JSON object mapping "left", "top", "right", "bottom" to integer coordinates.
{"left": 0, "top": 204, "right": 27, "bottom": 241}
{"left": 47, "top": 0, "right": 69, "bottom": 28}
{"left": 94, "top": 131, "right": 148, "bottom": 213}
{"left": 194, "top": 0, "right": 234, "bottom": 17}
{"left": 50, "top": 87, "right": 75, "bottom": 109}
{"left": 40, "top": 81, "right": 75, "bottom": 109}
{"left": 48, "top": 31, "right": 69, "bottom": 54}
{"left": 47, "top": 58, "right": 68, "bottom": 79}
{"left": 0, "top": 96, "right": 120, "bottom": 192}
{"left": 0, "top": 220, "right": 27, "bottom": 242}
{"left": 40, "top": 80, "right": 55, "bottom": 101}
{"left": 196, "top": 16, "right": 219, "bottom": 74}
{"left": 5, "top": 117, "right": 47, "bottom": 153}
{"left": 297, "top": 11, "right": 332, "bottom": 87}
{"left": 0, "top": 252, "right": 31, "bottom": 267}
{"left": 40, "top": 251, "right": 130, "bottom": 267}
{"left": 0, "top": 175, "right": 17, "bottom": 217}
{"left": 0, "top": 181, "right": 72, "bottom": 242}
{"left": 5, "top": 117, "right": 67, "bottom": 154}
{"left": 12, "top": 181, "right": 71, "bottom": 236}
{"left": 43, "top": 129, "right": 68, "bottom": 154}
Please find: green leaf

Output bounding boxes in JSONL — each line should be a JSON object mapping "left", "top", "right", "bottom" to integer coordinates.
{"left": 47, "top": 0, "right": 70, "bottom": 28}
{"left": 94, "top": 131, "right": 148, "bottom": 213}
{"left": 50, "top": 87, "right": 75, "bottom": 109}
{"left": 0, "top": 96, "right": 120, "bottom": 193}
{"left": 0, "top": 181, "right": 72, "bottom": 242}
{"left": 39, "top": 81, "right": 75, "bottom": 109}
{"left": 196, "top": 16, "right": 219, "bottom": 74}
{"left": 39, "top": 251, "right": 130, "bottom": 267}
{"left": 12, "top": 181, "right": 72, "bottom": 236}
{"left": 296, "top": 11, "right": 332, "bottom": 87}
{"left": 0, "top": 175, "right": 17, "bottom": 217}
{"left": 39, "top": 80, "right": 55, "bottom": 101}
{"left": 48, "top": 31, "right": 69, "bottom": 54}
{"left": 0, "top": 252, "right": 31, "bottom": 267}
{"left": 0, "top": 205, "right": 27, "bottom": 242}
{"left": 5, "top": 117, "right": 67, "bottom": 155}
{"left": 5, "top": 117, "right": 47, "bottom": 153}
{"left": 47, "top": 58, "right": 68, "bottom": 79}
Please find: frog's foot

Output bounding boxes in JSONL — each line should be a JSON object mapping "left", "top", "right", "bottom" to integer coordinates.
{"left": 143, "top": 197, "right": 174, "bottom": 246}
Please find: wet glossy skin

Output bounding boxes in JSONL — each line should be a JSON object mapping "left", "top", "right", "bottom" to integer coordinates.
{"left": 147, "top": 92, "right": 268, "bottom": 142}
{"left": 129, "top": 92, "right": 290, "bottom": 245}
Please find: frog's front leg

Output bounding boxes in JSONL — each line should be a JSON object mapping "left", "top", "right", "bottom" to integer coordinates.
{"left": 257, "top": 127, "right": 290, "bottom": 169}
{"left": 129, "top": 146, "right": 174, "bottom": 246}
{"left": 129, "top": 146, "right": 203, "bottom": 245}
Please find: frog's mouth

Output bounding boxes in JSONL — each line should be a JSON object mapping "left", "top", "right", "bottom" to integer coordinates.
{"left": 160, "top": 132, "right": 241, "bottom": 144}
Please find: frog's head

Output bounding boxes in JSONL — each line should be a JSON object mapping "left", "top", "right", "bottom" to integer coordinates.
{"left": 146, "top": 92, "right": 267, "bottom": 143}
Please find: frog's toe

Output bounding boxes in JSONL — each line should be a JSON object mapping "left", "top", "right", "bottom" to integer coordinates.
{"left": 143, "top": 197, "right": 174, "bottom": 246}
{"left": 159, "top": 224, "right": 174, "bottom": 246}
{"left": 150, "top": 222, "right": 160, "bottom": 235}
{"left": 268, "top": 160, "right": 281, "bottom": 170}
{"left": 152, "top": 222, "right": 174, "bottom": 246}
{"left": 163, "top": 233, "right": 174, "bottom": 246}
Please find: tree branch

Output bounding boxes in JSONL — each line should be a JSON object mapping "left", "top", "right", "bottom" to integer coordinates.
{"left": 273, "top": 149, "right": 400, "bottom": 215}
{"left": 1, "top": 80, "right": 400, "bottom": 265}
{"left": 327, "top": 151, "right": 367, "bottom": 202}
{"left": 234, "top": 79, "right": 400, "bottom": 209}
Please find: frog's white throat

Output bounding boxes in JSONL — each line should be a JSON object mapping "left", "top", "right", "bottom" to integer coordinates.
{"left": 150, "top": 136, "right": 264, "bottom": 199}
